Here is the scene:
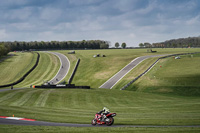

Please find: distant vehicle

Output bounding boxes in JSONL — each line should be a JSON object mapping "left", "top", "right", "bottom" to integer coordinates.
{"left": 175, "top": 56, "right": 181, "bottom": 59}
{"left": 68, "top": 51, "right": 75, "bottom": 54}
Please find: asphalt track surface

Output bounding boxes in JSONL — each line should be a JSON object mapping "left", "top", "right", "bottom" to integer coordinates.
{"left": 0, "top": 118, "right": 199, "bottom": 128}
{"left": 99, "top": 54, "right": 168, "bottom": 89}
{"left": 46, "top": 51, "right": 70, "bottom": 85}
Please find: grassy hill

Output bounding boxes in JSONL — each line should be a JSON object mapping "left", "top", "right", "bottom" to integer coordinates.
{"left": 0, "top": 48, "right": 200, "bottom": 132}
{"left": 0, "top": 52, "right": 36, "bottom": 86}
{"left": 16, "top": 52, "right": 60, "bottom": 87}
{"left": 124, "top": 53, "right": 200, "bottom": 96}
{"left": 60, "top": 48, "right": 200, "bottom": 89}
{"left": 0, "top": 51, "right": 60, "bottom": 88}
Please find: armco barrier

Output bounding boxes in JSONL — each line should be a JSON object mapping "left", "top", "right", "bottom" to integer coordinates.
{"left": 68, "top": 58, "right": 80, "bottom": 84}
{"left": 121, "top": 52, "right": 200, "bottom": 90}
{"left": 0, "top": 52, "right": 40, "bottom": 88}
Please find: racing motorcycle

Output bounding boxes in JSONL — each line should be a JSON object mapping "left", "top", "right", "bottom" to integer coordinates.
{"left": 91, "top": 112, "right": 116, "bottom": 126}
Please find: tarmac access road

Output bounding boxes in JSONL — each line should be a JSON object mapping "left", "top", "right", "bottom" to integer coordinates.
{"left": 44, "top": 51, "right": 70, "bottom": 85}
{"left": 0, "top": 118, "right": 199, "bottom": 128}
{"left": 99, "top": 54, "right": 168, "bottom": 89}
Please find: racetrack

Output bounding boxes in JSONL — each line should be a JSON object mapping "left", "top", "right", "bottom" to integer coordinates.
{"left": 46, "top": 52, "right": 70, "bottom": 85}
{"left": 99, "top": 54, "right": 168, "bottom": 89}
{"left": 0, "top": 118, "right": 199, "bottom": 128}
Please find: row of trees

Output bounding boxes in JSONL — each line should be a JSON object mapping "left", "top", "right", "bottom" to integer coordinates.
{"left": 1, "top": 40, "right": 110, "bottom": 51}
{"left": 0, "top": 43, "right": 10, "bottom": 57}
{"left": 114, "top": 42, "right": 127, "bottom": 48}
{"left": 139, "top": 36, "right": 200, "bottom": 48}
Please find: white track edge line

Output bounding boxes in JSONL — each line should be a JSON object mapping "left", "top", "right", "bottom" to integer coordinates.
{"left": 99, "top": 57, "right": 140, "bottom": 88}
{"left": 110, "top": 58, "right": 148, "bottom": 89}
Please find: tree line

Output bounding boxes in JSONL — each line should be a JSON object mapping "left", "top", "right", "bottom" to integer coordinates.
{"left": 139, "top": 36, "right": 200, "bottom": 48}
{"left": 1, "top": 40, "right": 110, "bottom": 51}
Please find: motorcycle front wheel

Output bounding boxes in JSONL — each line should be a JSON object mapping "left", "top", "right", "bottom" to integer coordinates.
{"left": 91, "top": 119, "right": 97, "bottom": 126}
{"left": 106, "top": 117, "right": 114, "bottom": 126}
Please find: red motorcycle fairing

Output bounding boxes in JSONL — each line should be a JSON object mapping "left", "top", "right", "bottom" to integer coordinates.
{"left": 91, "top": 113, "right": 116, "bottom": 126}
{"left": 106, "top": 113, "right": 116, "bottom": 117}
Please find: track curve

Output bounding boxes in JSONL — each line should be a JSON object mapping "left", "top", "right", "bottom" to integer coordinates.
{"left": 46, "top": 51, "right": 70, "bottom": 85}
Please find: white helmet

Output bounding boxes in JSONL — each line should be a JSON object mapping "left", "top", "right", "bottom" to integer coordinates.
{"left": 103, "top": 107, "right": 109, "bottom": 113}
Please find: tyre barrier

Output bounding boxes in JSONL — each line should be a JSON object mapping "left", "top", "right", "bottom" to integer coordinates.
{"left": 34, "top": 84, "right": 90, "bottom": 89}
{"left": 0, "top": 52, "right": 40, "bottom": 88}
{"left": 121, "top": 52, "right": 200, "bottom": 90}
{"left": 68, "top": 58, "right": 80, "bottom": 84}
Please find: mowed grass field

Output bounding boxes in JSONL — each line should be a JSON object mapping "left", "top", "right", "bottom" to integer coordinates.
{"left": 0, "top": 48, "right": 200, "bottom": 132}
{"left": 16, "top": 52, "right": 60, "bottom": 87}
{"left": 0, "top": 52, "right": 37, "bottom": 86}
{"left": 0, "top": 51, "right": 60, "bottom": 88}
{"left": 0, "top": 89, "right": 200, "bottom": 125}
{"left": 124, "top": 53, "right": 200, "bottom": 96}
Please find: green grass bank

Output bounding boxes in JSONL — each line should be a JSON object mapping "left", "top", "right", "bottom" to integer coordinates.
{"left": 0, "top": 48, "right": 200, "bottom": 133}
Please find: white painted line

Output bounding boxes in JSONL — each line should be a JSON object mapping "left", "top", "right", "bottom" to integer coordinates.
{"left": 6, "top": 117, "right": 23, "bottom": 120}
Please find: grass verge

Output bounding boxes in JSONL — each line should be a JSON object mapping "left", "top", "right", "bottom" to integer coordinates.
{"left": 0, "top": 125, "right": 200, "bottom": 133}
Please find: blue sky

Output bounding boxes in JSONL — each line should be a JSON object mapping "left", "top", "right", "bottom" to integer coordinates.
{"left": 0, "top": 0, "right": 200, "bottom": 47}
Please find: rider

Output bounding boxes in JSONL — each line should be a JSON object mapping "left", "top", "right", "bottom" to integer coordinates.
{"left": 98, "top": 107, "right": 110, "bottom": 121}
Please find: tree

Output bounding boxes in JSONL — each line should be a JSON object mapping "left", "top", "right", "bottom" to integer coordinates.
{"left": 115, "top": 42, "right": 119, "bottom": 48}
{"left": 139, "top": 43, "right": 144, "bottom": 48}
{"left": 100, "top": 43, "right": 109, "bottom": 49}
{"left": 121, "top": 42, "right": 126, "bottom": 49}
{"left": 144, "top": 42, "right": 151, "bottom": 48}
{"left": 0, "top": 43, "right": 9, "bottom": 57}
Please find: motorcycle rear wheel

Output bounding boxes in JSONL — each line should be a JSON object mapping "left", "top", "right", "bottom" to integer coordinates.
{"left": 106, "top": 117, "right": 114, "bottom": 126}
{"left": 91, "top": 119, "right": 97, "bottom": 126}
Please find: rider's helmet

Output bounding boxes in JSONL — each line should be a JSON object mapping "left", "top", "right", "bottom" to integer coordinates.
{"left": 103, "top": 107, "right": 110, "bottom": 113}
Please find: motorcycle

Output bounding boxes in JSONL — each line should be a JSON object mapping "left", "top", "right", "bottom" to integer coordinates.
{"left": 91, "top": 112, "right": 116, "bottom": 126}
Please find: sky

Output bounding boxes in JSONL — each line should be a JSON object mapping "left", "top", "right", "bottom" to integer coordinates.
{"left": 0, "top": 0, "right": 200, "bottom": 47}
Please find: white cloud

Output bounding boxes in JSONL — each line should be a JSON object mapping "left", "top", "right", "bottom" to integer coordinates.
{"left": 9, "top": 22, "right": 35, "bottom": 31}
{"left": 0, "top": 29, "right": 7, "bottom": 40}
{"left": 186, "top": 15, "right": 200, "bottom": 25}
{"left": 40, "top": 7, "right": 62, "bottom": 21}
{"left": 0, "top": 0, "right": 199, "bottom": 47}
